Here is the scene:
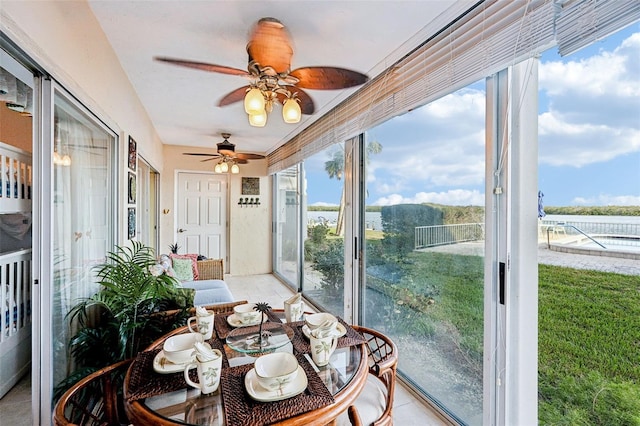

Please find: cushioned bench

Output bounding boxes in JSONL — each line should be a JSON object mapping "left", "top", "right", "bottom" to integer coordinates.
{"left": 179, "top": 258, "right": 235, "bottom": 305}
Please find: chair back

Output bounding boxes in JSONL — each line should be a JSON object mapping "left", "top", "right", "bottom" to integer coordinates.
{"left": 350, "top": 325, "right": 398, "bottom": 426}
{"left": 196, "top": 258, "right": 224, "bottom": 280}
{"left": 53, "top": 358, "right": 133, "bottom": 426}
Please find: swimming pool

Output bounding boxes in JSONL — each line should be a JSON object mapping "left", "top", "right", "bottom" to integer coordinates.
{"left": 549, "top": 234, "right": 640, "bottom": 260}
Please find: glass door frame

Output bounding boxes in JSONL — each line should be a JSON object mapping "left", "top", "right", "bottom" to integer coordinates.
{"left": 35, "top": 80, "right": 119, "bottom": 425}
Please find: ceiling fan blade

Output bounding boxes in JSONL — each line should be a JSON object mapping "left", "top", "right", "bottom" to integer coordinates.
{"left": 218, "top": 86, "right": 250, "bottom": 107}
{"left": 183, "top": 152, "right": 220, "bottom": 157}
{"left": 290, "top": 67, "right": 369, "bottom": 90}
{"left": 200, "top": 157, "right": 219, "bottom": 162}
{"left": 235, "top": 152, "right": 265, "bottom": 160}
{"left": 155, "top": 57, "right": 250, "bottom": 77}
{"left": 247, "top": 17, "right": 293, "bottom": 74}
{"left": 277, "top": 87, "right": 315, "bottom": 115}
{"left": 234, "top": 159, "right": 249, "bottom": 164}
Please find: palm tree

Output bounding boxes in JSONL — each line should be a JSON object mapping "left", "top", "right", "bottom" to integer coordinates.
{"left": 324, "top": 140, "right": 382, "bottom": 236}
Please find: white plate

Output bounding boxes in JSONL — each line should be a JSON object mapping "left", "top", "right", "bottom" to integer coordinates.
{"left": 302, "top": 323, "right": 347, "bottom": 340}
{"left": 245, "top": 365, "right": 308, "bottom": 402}
{"left": 227, "top": 313, "right": 268, "bottom": 328}
{"left": 152, "top": 350, "right": 197, "bottom": 374}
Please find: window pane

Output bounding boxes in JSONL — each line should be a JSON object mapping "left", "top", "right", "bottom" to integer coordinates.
{"left": 52, "top": 93, "right": 115, "bottom": 392}
{"left": 302, "top": 143, "right": 346, "bottom": 317}
{"left": 363, "top": 83, "right": 485, "bottom": 424}
{"left": 274, "top": 165, "right": 300, "bottom": 287}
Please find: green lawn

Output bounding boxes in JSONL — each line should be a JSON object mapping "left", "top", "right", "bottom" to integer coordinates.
{"left": 538, "top": 265, "right": 640, "bottom": 425}
{"left": 369, "top": 252, "right": 640, "bottom": 424}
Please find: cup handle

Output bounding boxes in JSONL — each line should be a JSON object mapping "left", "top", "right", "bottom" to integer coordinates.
{"left": 187, "top": 316, "right": 197, "bottom": 333}
{"left": 330, "top": 336, "right": 338, "bottom": 354}
{"left": 184, "top": 364, "right": 200, "bottom": 389}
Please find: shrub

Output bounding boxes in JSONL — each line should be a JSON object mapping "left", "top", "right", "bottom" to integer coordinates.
{"left": 380, "top": 204, "right": 444, "bottom": 257}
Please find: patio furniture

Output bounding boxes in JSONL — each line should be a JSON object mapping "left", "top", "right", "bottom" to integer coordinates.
{"left": 181, "top": 258, "right": 235, "bottom": 305}
{"left": 123, "top": 311, "right": 369, "bottom": 425}
{"left": 53, "top": 358, "right": 133, "bottom": 426}
{"left": 340, "top": 325, "right": 398, "bottom": 426}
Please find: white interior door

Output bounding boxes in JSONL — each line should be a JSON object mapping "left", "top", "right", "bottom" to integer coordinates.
{"left": 176, "top": 172, "right": 227, "bottom": 261}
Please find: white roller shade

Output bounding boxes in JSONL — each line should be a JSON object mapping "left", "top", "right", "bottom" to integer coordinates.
{"left": 557, "top": 0, "right": 640, "bottom": 56}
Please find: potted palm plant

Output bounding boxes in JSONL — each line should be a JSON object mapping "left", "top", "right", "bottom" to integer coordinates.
{"left": 55, "top": 241, "right": 192, "bottom": 400}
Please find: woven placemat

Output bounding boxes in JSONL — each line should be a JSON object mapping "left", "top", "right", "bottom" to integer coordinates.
{"left": 126, "top": 338, "right": 229, "bottom": 402}
{"left": 220, "top": 354, "right": 334, "bottom": 426}
{"left": 290, "top": 317, "right": 366, "bottom": 354}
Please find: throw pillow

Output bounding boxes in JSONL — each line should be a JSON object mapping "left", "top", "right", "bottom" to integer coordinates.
{"left": 170, "top": 253, "right": 199, "bottom": 280}
{"left": 172, "top": 258, "right": 194, "bottom": 282}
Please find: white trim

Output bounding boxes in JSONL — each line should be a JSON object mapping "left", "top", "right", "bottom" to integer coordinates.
{"left": 504, "top": 58, "right": 539, "bottom": 425}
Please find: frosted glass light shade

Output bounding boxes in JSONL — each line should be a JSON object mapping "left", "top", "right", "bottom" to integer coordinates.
{"left": 214, "top": 163, "right": 222, "bottom": 173}
{"left": 249, "top": 110, "right": 267, "bottom": 127}
{"left": 230, "top": 164, "right": 240, "bottom": 174}
{"left": 244, "top": 88, "right": 265, "bottom": 114}
{"left": 282, "top": 98, "right": 301, "bottom": 123}
{"left": 220, "top": 162, "right": 229, "bottom": 173}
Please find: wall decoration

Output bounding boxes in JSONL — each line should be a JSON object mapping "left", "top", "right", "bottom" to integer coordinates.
{"left": 128, "top": 207, "right": 136, "bottom": 240}
{"left": 128, "top": 171, "right": 136, "bottom": 204}
{"left": 128, "top": 136, "right": 137, "bottom": 171}
{"left": 241, "top": 177, "right": 260, "bottom": 195}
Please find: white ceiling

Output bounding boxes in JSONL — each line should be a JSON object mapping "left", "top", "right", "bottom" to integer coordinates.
{"left": 88, "top": 1, "right": 463, "bottom": 156}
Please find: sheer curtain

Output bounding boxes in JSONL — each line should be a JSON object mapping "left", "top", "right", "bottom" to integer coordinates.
{"left": 51, "top": 95, "right": 114, "bottom": 386}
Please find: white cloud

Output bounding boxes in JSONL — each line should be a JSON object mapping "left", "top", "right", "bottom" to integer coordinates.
{"left": 538, "top": 111, "right": 640, "bottom": 167}
{"left": 539, "top": 32, "right": 640, "bottom": 98}
{"left": 310, "top": 201, "right": 339, "bottom": 207}
{"left": 538, "top": 32, "right": 640, "bottom": 167}
{"left": 372, "top": 189, "right": 484, "bottom": 206}
{"left": 572, "top": 194, "right": 640, "bottom": 206}
{"left": 368, "top": 88, "right": 486, "bottom": 192}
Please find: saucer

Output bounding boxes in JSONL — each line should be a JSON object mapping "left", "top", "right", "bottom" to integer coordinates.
{"left": 153, "top": 350, "right": 197, "bottom": 374}
{"left": 227, "top": 313, "right": 268, "bottom": 328}
{"left": 245, "top": 365, "right": 307, "bottom": 402}
{"left": 302, "top": 323, "right": 347, "bottom": 340}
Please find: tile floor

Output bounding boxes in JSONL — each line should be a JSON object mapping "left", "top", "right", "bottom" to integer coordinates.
{"left": 0, "top": 273, "right": 450, "bottom": 426}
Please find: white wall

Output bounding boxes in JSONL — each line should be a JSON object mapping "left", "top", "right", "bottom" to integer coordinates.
{"left": 161, "top": 145, "right": 272, "bottom": 275}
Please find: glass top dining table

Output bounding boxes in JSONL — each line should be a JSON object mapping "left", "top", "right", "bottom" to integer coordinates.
{"left": 123, "top": 311, "right": 368, "bottom": 426}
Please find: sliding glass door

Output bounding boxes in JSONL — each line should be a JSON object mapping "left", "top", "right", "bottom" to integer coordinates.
{"left": 46, "top": 87, "right": 116, "bottom": 410}
{"left": 361, "top": 82, "right": 486, "bottom": 424}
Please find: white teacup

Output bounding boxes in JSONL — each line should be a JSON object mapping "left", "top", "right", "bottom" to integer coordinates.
{"left": 163, "top": 333, "right": 203, "bottom": 365}
{"left": 188, "top": 310, "right": 214, "bottom": 340}
{"left": 284, "top": 300, "right": 304, "bottom": 323}
{"left": 305, "top": 312, "right": 337, "bottom": 331}
{"left": 184, "top": 349, "right": 223, "bottom": 395}
{"left": 233, "top": 303, "right": 262, "bottom": 325}
{"left": 254, "top": 352, "right": 299, "bottom": 394}
{"left": 310, "top": 334, "right": 338, "bottom": 367}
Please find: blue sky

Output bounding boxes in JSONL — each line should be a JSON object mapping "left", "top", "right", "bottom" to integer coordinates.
{"left": 305, "top": 24, "right": 640, "bottom": 208}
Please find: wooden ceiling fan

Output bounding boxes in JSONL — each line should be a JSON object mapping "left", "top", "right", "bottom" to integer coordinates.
{"left": 183, "top": 133, "right": 265, "bottom": 164}
{"left": 155, "top": 17, "right": 369, "bottom": 118}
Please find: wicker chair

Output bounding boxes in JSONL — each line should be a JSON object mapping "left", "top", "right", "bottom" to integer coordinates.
{"left": 195, "top": 258, "right": 224, "bottom": 280}
{"left": 53, "top": 358, "right": 133, "bottom": 426}
{"left": 342, "top": 325, "right": 398, "bottom": 426}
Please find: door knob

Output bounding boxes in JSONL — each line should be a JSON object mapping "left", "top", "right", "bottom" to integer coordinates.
{"left": 178, "top": 228, "right": 187, "bottom": 233}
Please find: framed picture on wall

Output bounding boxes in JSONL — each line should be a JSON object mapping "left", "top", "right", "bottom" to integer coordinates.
{"left": 128, "top": 136, "right": 137, "bottom": 171}
{"left": 241, "top": 177, "right": 260, "bottom": 195}
{"left": 128, "top": 207, "right": 136, "bottom": 240}
{"left": 128, "top": 171, "right": 136, "bottom": 204}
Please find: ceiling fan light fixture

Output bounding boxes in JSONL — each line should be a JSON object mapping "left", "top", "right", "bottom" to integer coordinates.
{"left": 230, "top": 163, "right": 240, "bottom": 174}
{"left": 282, "top": 98, "right": 301, "bottom": 123}
{"left": 214, "top": 163, "right": 223, "bottom": 173}
{"left": 220, "top": 161, "right": 229, "bottom": 173}
{"left": 249, "top": 109, "right": 267, "bottom": 127}
{"left": 244, "top": 87, "right": 265, "bottom": 114}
